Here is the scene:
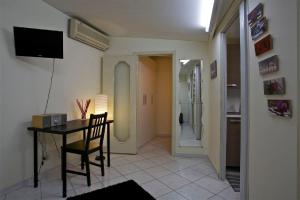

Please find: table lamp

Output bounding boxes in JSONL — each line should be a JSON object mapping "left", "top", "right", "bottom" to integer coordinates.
{"left": 95, "top": 94, "right": 108, "bottom": 114}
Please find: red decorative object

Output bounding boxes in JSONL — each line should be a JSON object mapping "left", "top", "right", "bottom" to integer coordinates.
{"left": 254, "top": 34, "right": 273, "bottom": 56}
{"left": 76, "top": 99, "right": 91, "bottom": 119}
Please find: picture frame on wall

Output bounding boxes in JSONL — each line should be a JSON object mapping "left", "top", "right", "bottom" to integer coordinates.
{"left": 251, "top": 17, "right": 268, "bottom": 41}
{"left": 210, "top": 60, "right": 217, "bottom": 79}
{"left": 263, "top": 77, "right": 285, "bottom": 95}
{"left": 254, "top": 34, "right": 273, "bottom": 56}
{"left": 267, "top": 99, "right": 292, "bottom": 118}
{"left": 248, "top": 3, "right": 264, "bottom": 27}
{"left": 259, "top": 55, "right": 279, "bottom": 75}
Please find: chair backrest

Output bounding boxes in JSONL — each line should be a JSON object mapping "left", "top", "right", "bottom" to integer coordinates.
{"left": 85, "top": 112, "right": 107, "bottom": 151}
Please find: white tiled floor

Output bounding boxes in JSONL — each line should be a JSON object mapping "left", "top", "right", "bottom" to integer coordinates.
{"left": 0, "top": 137, "right": 239, "bottom": 200}
{"left": 180, "top": 123, "right": 202, "bottom": 147}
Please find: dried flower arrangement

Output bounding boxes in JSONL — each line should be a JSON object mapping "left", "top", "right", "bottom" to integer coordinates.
{"left": 76, "top": 99, "right": 91, "bottom": 119}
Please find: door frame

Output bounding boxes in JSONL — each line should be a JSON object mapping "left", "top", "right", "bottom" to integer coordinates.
{"left": 134, "top": 51, "right": 176, "bottom": 155}
{"left": 219, "top": 1, "right": 249, "bottom": 200}
{"left": 298, "top": 0, "right": 300, "bottom": 197}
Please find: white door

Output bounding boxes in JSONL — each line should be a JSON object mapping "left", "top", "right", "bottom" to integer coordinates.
{"left": 102, "top": 55, "right": 137, "bottom": 154}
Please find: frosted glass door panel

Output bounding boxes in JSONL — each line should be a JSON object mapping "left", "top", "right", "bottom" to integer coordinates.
{"left": 114, "top": 62, "right": 130, "bottom": 142}
{"left": 102, "top": 55, "right": 137, "bottom": 154}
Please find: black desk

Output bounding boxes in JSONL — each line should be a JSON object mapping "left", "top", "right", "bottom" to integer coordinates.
{"left": 27, "top": 119, "right": 113, "bottom": 197}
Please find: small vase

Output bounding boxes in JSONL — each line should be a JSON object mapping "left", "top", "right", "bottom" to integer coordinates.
{"left": 81, "top": 113, "right": 86, "bottom": 120}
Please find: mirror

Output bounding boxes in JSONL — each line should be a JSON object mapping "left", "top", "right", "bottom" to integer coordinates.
{"left": 179, "top": 59, "right": 202, "bottom": 147}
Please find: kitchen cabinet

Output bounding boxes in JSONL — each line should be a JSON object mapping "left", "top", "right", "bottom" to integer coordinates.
{"left": 226, "top": 116, "right": 241, "bottom": 167}
{"left": 227, "top": 44, "right": 240, "bottom": 87}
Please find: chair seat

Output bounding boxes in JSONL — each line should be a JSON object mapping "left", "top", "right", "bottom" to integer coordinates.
{"left": 65, "top": 140, "right": 101, "bottom": 154}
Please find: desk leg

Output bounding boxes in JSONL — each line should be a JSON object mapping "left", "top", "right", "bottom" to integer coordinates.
{"left": 33, "top": 130, "right": 38, "bottom": 188}
{"left": 62, "top": 134, "right": 67, "bottom": 198}
{"left": 107, "top": 124, "right": 110, "bottom": 167}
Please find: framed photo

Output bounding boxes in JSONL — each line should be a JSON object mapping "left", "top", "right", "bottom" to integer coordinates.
{"left": 248, "top": 3, "right": 264, "bottom": 27}
{"left": 267, "top": 100, "right": 292, "bottom": 117}
{"left": 255, "top": 34, "right": 273, "bottom": 56}
{"left": 263, "top": 77, "right": 285, "bottom": 95}
{"left": 259, "top": 55, "right": 279, "bottom": 75}
{"left": 210, "top": 60, "right": 217, "bottom": 79}
{"left": 251, "top": 17, "right": 268, "bottom": 41}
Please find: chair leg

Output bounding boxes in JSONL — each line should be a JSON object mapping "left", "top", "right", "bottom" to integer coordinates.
{"left": 81, "top": 155, "right": 84, "bottom": 170}
{"left": 100, "top": 148, "right": 105, "bottom": 176}
{"left": 61, "top": 147, "right": 63, "bottom": 180}
{"left": 85, "top": 154, "right": 91, "bottom": 186}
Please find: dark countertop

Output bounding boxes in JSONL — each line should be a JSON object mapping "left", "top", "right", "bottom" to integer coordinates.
{"left": 227, "top": 112, "right": 241, "bottom": 118}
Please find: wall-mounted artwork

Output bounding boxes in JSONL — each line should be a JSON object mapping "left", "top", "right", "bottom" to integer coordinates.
{"left": 267, "top": 100, "right": 292, "bottom": 117}
{"left": 263, "top": 77, "right": 285, "bottom": 95}
{"left": 259, "top": 55, "right": 279, "bottom": 75}
{"left": 248, "top": 3, "right": 264, "bottom": 27}
{"left": 255, "top": 34, "right": 273, "bottom": 56}
{"left": 251, "top": 17, "right": 268, "bottom": 41}
{"left": 210, "top": 60, "right": 217, "bottom": 79}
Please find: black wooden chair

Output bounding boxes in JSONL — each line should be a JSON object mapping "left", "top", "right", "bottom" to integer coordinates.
{"left": 63, "top": 112, "right": 107, "bottom": 186}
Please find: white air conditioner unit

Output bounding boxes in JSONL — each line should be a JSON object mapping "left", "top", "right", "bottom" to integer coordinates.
{"left": 69, "top": 19, "right": 109, "bottom": 51}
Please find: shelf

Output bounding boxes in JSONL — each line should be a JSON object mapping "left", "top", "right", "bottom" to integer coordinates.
{"left": 227, "top": 84, "right": 238, "bottom": 87}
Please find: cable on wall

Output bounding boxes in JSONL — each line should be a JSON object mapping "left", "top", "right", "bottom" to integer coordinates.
{"left": 44, "top": 58, "right": 55, "bottom": 115}
{"left": 38, "top": 58, "right": 58, "bottom": 174}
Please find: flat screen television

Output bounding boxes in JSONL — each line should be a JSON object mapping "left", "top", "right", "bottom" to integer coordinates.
{"left": 13, "top": 27, "right": 63, "bottom": 59}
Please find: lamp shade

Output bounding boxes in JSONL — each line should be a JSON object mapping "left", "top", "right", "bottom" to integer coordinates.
{"left": 95, "top": 94, "right": 108, "bottom": 114}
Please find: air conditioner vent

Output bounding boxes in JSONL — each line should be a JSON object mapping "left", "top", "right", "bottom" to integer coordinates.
{"left": 69, "top": 19, "right": 109, "bottom": 51}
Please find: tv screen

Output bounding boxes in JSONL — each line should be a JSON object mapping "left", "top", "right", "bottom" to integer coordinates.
{"left": 13, "top": 27, "right": 63, "bottom": 59}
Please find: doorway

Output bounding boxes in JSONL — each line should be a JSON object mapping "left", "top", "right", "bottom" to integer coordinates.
{"left": 220, "top": 2, "right": 248, "bottom": 200}
{"left": 137, "top": 54, "right": 173, "bottom": 153}
{"left": 225, "top": 16, "right": 241, "bottom": 192}
{"left": 178, "top": 59, "right": 203, "bottom": 147}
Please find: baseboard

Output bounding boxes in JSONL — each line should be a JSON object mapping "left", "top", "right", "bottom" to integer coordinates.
{"left": 156, "top": 133, "right": 171, "bottom": 137}
{"left": 0, "top": 176, "right": 34, "bottom": 196}
{"left": 174, "top": 153, "right": 208, "bottom": 158}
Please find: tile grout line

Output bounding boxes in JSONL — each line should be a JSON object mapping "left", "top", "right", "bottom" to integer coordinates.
{"left": 109, "top": 143, "right": 222, "bottom": 198}
{"left": 156, "top": 190, "right": 189, "bottom": 200}
{"left": 133, "top": 155, "right": 231, "bottom": 199}
{"left": 4, "top": 138, "right": 237, "bottom": 200}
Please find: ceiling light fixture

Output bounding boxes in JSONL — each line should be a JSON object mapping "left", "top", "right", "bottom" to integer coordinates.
{"left": 199, "top": 0, "right": 215, "bottom": 32}
{"left": 180, "top": 60, "right": 190, "bottom": 65}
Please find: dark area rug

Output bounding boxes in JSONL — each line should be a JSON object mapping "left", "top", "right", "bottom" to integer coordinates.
{"left": 226, "top": 167, "right": 240, "bottom": 192}
{"left": 67, "top": 180, "right": 156, "bottom": 200}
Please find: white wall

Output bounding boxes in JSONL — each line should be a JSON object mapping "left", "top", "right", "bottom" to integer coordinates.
{"left": 0, "top": 0, "right": 5, "bottom": 188}
{"left": 106, "top": 37, "right": 209, "bottom": 155}
{"left": 137, "top": 56, "right": 157, "bottom": 147}
{"left": 154, "top": 57, "right": 172, "bottom": 136}
{"left": 298, "top": 1, "right": 300, "bottom": 198}
{"left": 0, "top": 0, "right": 102, "bottom": 191}
{"left": 207, "top": 34, "right": 221, "bottom": 173}
{"left": 247, "top": 0, "right": 298, "bottom": 199}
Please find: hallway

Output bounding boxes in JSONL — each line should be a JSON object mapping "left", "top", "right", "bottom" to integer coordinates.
{"left": 1, "top": 137, "right": 239, "bottom": 200}
{"left": 180, "top": 123, "right": 202, "bottom": 147}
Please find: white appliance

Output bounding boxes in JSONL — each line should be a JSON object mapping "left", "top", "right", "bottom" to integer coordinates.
{"left": 69, "top": 18, "right": 109, "bottom": 51}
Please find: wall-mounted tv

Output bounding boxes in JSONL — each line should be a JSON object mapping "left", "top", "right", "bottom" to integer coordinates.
{"left": 13, "top": 27, "right": 63, "bottom": 59}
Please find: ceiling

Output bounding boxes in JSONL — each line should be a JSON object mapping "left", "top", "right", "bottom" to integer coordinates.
{"left": 179, "top": 60, "right": 201, "bottom": 76}
{"left": 226, "top": 16, "right": 240, "bottom": 42}
{"left": 44, "top": 0, "right": 232, "bottom": 42}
